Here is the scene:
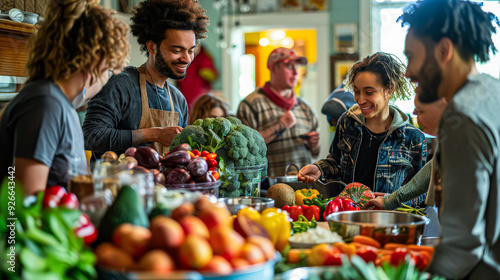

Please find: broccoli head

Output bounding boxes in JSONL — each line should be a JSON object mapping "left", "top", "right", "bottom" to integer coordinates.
{"left": 226, "top": 116, "right": 242, "bottom": 126}
{"left": 225, "top": 130, "right": 248, "bottom": 160}
{"left": 213, "top": 117, "right": 231, "bottom": 138}
{"left": 192, "top": 119, "right": 203, "bottom": 126}
{"left": 201, "top": 118, "right": 215, "bottom": 131}
{"left": 169, "top": 125, "right": 207, "bottom": 150}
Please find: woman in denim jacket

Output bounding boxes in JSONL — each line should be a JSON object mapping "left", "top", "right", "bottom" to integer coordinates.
{"left": 298, "top": 52, "right": 427, "bottom": 201}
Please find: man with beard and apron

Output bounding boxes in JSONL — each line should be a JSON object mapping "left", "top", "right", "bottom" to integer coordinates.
{"left": 82, "top": 0, "right": 210, "bottom": 158}
{"left": 137, "top": 64, "right": 178, "bottom": 155}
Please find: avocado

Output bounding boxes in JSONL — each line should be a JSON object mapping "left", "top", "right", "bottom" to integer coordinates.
{"left": 96, "top": 185, "right": 149, "bottom": 244}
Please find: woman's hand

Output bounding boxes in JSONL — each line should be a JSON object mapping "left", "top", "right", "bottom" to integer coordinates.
{"left": 367, "top": 197, "right": 385, "bottom": 209}
{"left": 297, "top": 164, "right": 321, "bottom": 183}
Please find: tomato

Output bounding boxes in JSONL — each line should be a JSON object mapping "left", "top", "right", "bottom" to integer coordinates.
{"left": 201, "top": 151, "right": 210, "bottom": 157}
{"left": 207, "top": 158, "right": 218, "bottom": 168}
{"left": 206, "top": 153, "right": 217, "bottom": 160}
{"left": 356, "top": 246, "right": 378, "bottom": 263}
{"left": 192, "top": 149, "right": 201, "bottom": 157}
{"left": 212, "top": 171, "right": 220, "bottom": 180}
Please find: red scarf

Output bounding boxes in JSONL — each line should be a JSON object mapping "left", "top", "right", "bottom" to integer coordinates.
{"left": 262, "top": 82, "right": 297, "bottom": 111}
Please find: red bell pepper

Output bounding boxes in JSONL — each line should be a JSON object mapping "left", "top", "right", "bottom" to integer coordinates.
{"left": 42, "top": 185, "right": 67, "bottom": 208}
{"left": 323, "top": 197, "right": 361, "bottom": 220}
{"left": 282, "top": 205, "right": 303, "bottom": 221}
{"left": 302, "top": 205, "right": 320, "bottom": 221}
{"left": 74, "top": 213, "right": 98, "bottom": 245}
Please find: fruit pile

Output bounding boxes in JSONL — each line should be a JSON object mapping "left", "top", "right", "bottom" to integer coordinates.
{"left": 94, "top": 195, "right": 276, "bottom": 275}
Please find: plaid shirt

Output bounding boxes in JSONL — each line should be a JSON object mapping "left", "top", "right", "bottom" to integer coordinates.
{"left": 315, "top": 104, "right": 427, "bottom": 206}
{"left": 237, "top": 88, "right": 319, "bottom": 177}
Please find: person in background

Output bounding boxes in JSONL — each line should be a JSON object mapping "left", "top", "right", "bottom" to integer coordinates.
{"left": 237, "top": 47, "right": 320, "bottom": 177}
{"left": 176, "top": 45, "right": 219, "bottom": 111}
{"left": 368, "top": 93, "right": 447, "bottom": 237}
{"left": 322, "top": 83, "right": 356, "bottom": 127}
{"left": 0, "top": 0, "right": 130, "bottom": 195}
{"left": 298, "top": 52, "right": 427, "bottom": 205}
{"left": 399, "top": 0, "right": 500, "bottom": 277}
{"left": 188, "top": 93, "right": 229, "bottom": 125}
{"left": 83, "top": 0, "right": 209, "bottom": 157}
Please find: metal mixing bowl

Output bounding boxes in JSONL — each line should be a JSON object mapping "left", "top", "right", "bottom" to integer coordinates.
{"left": 326, "top": 210, "right": 429, "bottom": 245}
{"left": 218, "top": 196, "right": 274, "bottom": 215}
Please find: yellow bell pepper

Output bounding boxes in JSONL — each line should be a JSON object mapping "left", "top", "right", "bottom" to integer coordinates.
{"left": 237, "top": 207, "right": 261, "bottom": 223}
{"left": 260, "top": 211, "right": 291, "bottom": 252}
{"left": 295, "top": 188, "right": 319, "bottom": 206}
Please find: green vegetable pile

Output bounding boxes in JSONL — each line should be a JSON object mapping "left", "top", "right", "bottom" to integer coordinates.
{"left": 170, "top": 117, "right": 268, "bottom": 197}
{"left": 0, "top": 180, "right": 96, "bottom": 280}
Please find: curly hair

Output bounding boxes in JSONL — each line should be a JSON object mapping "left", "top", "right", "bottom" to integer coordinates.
{"left": 398, "top": 0, "right": 499, "bottom": 63}
{"left": 344, "top": 52, "right": 413, "bottom": 101}
{"left": 130, "top": 0, "right": 209, "bottom": 54}
{"left": 189, "top": 94, "right": 228, "bottom": 125}
{"left": 26, "top": 0, "right": 130, "bottom": 83}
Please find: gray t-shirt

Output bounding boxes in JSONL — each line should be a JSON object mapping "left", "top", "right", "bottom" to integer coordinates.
{"left": 82, "top": 66, "right": 188, "bottom": 156}
{"left": 0, "top": 79, "right": 86, "bottom": 187}
{"left": 427, "top": 73, "right": 500, "bottom": 279}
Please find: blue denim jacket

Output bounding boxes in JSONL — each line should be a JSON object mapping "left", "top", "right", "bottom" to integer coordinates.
{"left": 315, "top": 104, "right": 427, "bottom": 205}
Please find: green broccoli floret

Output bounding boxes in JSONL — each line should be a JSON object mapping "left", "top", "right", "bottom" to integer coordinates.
{"left": 227, "top": 116, "right": 242, "bottom": 126}
{"left": 213, "top": 117, "right": 231, "bottom": 138}
{"left": 169, "top": 125, "right": 207, "bottom": 150}
{"left": 192, "top": 119, "right": 203, "bottom": 126}
{"left": 201, "top": 118, "right": 215, "bottom": 131}
{"left": 220, "top": 189, "right": 240, "bottom": 198}
{"left": 225, "top": 130, "right": 248, "bottom": 160}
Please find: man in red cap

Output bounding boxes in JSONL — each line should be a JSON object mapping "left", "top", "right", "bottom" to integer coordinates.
{"left": 237, "top": 47, "right": 320, "bottom": 177}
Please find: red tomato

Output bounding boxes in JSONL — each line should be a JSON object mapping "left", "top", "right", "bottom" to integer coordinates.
{"left": 207, "top": 158, "right": 218, "bottom": 168}
{"left": 206, "top": 153, "right": 217, "bottom": 160}
{"left": 201, "top": 151, "right": 210, "bottom": 157}
{"left": 192, "top": 150, "right": 201, "bottom": 157}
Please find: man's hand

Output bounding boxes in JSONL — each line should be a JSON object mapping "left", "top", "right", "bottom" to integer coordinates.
{"left": 367, "top": 197, "right": 385, "bottom": 209}
{"left": 280, "top": 110, "right": 296, "bottom": 129}
{"left": 297, "top": 164, "right": 321, "bottom": 183}
{"left": 304, "top": 131, "right": 320, "bottom": 150}
{"left": 156, "top": 126, "right": 183, "bottom": 147}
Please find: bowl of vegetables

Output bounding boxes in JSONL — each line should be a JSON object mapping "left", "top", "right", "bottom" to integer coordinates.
{"left": 326, "top": 210, "right": 429, "bottom": 245}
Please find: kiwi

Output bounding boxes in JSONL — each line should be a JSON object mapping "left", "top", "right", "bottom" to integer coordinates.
{"left": 265, "top": 183, "right": 295, "bottom": 208}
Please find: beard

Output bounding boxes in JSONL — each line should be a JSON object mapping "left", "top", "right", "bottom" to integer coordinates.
{"left": 154, "top": 50, "right": 188, "bottom": 80}
{"left": 417, "top": 50, "right": 443, "bottom": 104}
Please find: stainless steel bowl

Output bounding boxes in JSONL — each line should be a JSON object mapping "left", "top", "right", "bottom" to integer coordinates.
{"left": 218, "top": 196, "right": 274, "bottom": 215}
{"left": 326, "top": 210, "right": 429, "bottom": 245}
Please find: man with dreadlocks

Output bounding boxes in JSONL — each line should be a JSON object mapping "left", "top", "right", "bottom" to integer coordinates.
{"left": 83, "top": 0, "right": 209, "bottom": 157}
{"left": 400, "top": 0, "right": 500, "bottom": 278}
